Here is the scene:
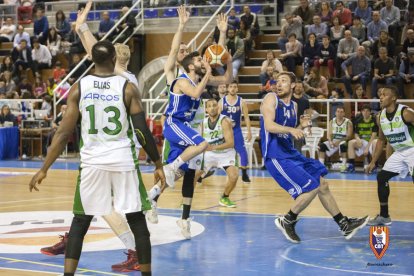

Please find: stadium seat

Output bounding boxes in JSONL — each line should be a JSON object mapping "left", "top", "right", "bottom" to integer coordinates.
{"left": 163, "top": 8, "right": 178, "bottom": 17}
{"left": 144, "top": 9, "right": 158, "bottom": 18}
{"left": 250, "top": 5, "right": 263, "bottom": 14}
{"left": 302, "top": 127, "right": 325, "bottom": 159}
{"left": 233, "top": 6, "right": 242, "bottom": 14}
{"left": 69, "top": 12, "right": 77, "bottom": 22}
{"left": 242, "top": 126, "right": 260, "bottom": 168}
{"left": 109, "top": 11, "right": 120, "bottom": 20}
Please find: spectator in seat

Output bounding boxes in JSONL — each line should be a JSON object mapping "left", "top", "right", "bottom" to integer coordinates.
{"left": 336, "top": 30, "right": 359, "bottom": 78}
{"left": 238, "top": 19, "right": 253, "bottom": 53}
{"left": 315, "top": 35, "right": 335, "bottom": 79}
{"left": 260, "top": 50, "right": 283, "bottom": 85}
{"left": 33, "top": 8, "right": 49, "bottom": 44}
{"left": 217, "top": 83, "right": 227, "bottom": 99}
{"left": 11, "top": 39, "right": 34, "bottom": 78}
{"left": 40, "top": 94, "right": 52, "bottom": 117}
{"left": 329, "top": 16, "right": 345, "bottom": 49}
{"left": 401, "top": 29, "right": 414, "bottom": 61}
{"left": 350, "top": 16, "right": 366, "bottom": 45}
{"left": 0, "top": 17, "right": 16, "bottom": 43}
{"left": 351, "top": 84, "right": 368, "bottom": 118}
{"left": 380, "top": 0, "right": 400, "bottom": 43}
{"left": 45, "top": 78, "right": 57, "bottom": 97}
{"left": 292, "top": 81, "right": 310, "bottom": 152}
{"left": 303, "top": 67, "right": 328, "bottom": 98}
{"left": 363, "top": 11, "right": 388, "bottom": 51}
{"left": 329, "top": 88, "right": 345, "bottom": 118}
{"left": 401, "top": 7, "right": 414, "bottom": 42}
{"left": 260, "top": 66, "right": 274, "bottom": 90}
{"left": 33, "top": 76, "right": 46, "bottom": 99}
{"left": 240, "top": 5, "right": 259, "bottom": 38}
{"left": 355, "top": 0, "right": 372, "bottom": 26}
{"left": 97, "top": 11, "right": 115, "bottom": 40}
{"left": 396, "top": 51, "right": 414, "bottom": 98}
{"left": 0, "top": 105, "right": 17, "bottom": 126}
{"left": 302, "top": 33, "right": 320, "bottom": 76}
{"left": 279, "top": 33, "right": 303, "bottom": 73}
{"left": 293, "top": 0, "right": 315, "bottom": 25}
{"left": 332, "top": 1, "right": 352, "bottom": 27}
{"left": 3, "top": 71, "right": 16, "bottom": 95}
{"left": 372, "top": 47, "right": 395, "bottom": 98}
{"left": 278, "top": 13, "right": 303, "bottom": 52}
{"left": 226, "top": 28, "right": 245, "bottom": 79}
{"left": 32, "top": 38, "right": 52, "bottom": 75}
{"left": 13, "top": 25, "right": 31, "bottom": 49}
{"left": 53, "top": 61, "right": 66, "bottom": 82}
{"left": 0, "top": 56, "right": 14, "bottom": 76}
{"left": 47, "top": 27, "right": 62, "bottom": 63}
{"left": 307, "top": 15, "right": 328, "bottom": 43}
{"left": 17, "top": 77, "right": 32, "bottom": 97}
{"left": 372, "top": 30, "right": 395, "bottom": 60}
{"left": 116, "top": 7, "right": 137, "bottom": 43}
{"left": 318, "top": 1, "right": 333, "bottom": 27}
{"left": 55, "top": 10, "right": 70, "bottom": 39}
{"left": 227, "top": 8, "right": 240, "bottom": 31}
{"left": 341, "top": 46, "right": 371, "bottom": 95}
{"left": 64, "top": 23, "right": 84, "bottom": 54}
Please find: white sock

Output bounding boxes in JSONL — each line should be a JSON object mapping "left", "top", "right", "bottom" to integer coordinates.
{"left": 119, "top": 231, "right": 135, "bottom": 251}
{"left": 319, "top": 158, "right": 325, "bottom": 164}
{"left": 342, "top": 159, "right": 347, "bottom": 165}
{"left": 171, "top": 156, "right": 185, "bottom": 170}
{"left": 148, "top": 185, "right": 161, "bottom": 200}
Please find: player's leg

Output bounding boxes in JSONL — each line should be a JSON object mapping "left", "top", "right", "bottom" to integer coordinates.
{"left": 339, "top": 142, "right": 348, "bottom": 172}
{"left": 177, "top": 169, "right": 196, "bottom": 239}
{"left": 233, "top": 127, "right": 251, "bottom": 183}
{"left": 318, "top": 141, "right": 331, "bottom": 164}
{"left": 346, "top": 139, "right": 357, "bottom": 171}
{"left": 219, "top": 165, "right": 239, "bottom": 208}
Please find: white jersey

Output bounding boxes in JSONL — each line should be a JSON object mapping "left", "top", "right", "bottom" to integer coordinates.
{"left": 121, "top": 71, "right": 138, "bottom": 89}
{"left": 203, "top": 114, "right": 235, "bottom": 154}
{"left": 79, "top": 74, "right": 137, "bottom": 171}
{"left": 331, "top": 117, "right": 350, "bottom": 140}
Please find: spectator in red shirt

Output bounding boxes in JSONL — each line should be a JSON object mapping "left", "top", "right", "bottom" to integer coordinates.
{"left": 333, "top": 1, "right": 352, "bottom": 27}
{"left": 53, "top": 61, "right": 66, "bottom": 82}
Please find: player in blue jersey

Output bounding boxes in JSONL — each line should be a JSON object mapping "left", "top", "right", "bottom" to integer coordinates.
{"left": 218, "top": 81, "right": 252, "bottom": 183}
{"left": 260, "top": 71, "right": 369, "bottom": 243}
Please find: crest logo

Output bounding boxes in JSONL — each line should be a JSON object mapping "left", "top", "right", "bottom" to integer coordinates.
{"left": 370, "top": 226, "right": 389, "bottom": 259}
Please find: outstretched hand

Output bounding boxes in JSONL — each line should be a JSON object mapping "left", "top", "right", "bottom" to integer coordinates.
{"left": 75, "top": 0, "right": 93, "bottom": 33}
{"left": 29, "top": 170, "right": 47, "bottom": 192}
{"left": 154, "top": 167, "right": 166, "bottom": 191}
{"left": 177, "top": 5, "right": 190, "bottom": 26}
{"left": 217, "top": 13, "right": 228, "bottom": 33}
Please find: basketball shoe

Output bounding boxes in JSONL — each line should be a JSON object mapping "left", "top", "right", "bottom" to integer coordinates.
{"left": 367, "top": 215, "right": 392, "bottom": 226}
{"left": 177, "top": 218, "right": 191, "bottom": 239}
{"left": 339, "top": 216, "right": 369, "bottom": 239}
{"left": 219, "top": 197, "right": 237, "bottom": 208}
{"left": 111, "top": 249, "right": 140, "bottom": 272}
{"left": 274, "top": 216, "right": 300, "bottom": 243}
{"left": 40, "top": 233, "right": 68, "bottom": 255}
{"left": 146, "top": 200, "right": 159, "bottom": 224}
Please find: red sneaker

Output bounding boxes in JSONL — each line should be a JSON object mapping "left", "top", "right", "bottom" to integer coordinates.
{"left": 111, "top": 249, "right": 140, "bottom": 272}
{"left": 40, "top": 232, "right": 68, "bottom": 256}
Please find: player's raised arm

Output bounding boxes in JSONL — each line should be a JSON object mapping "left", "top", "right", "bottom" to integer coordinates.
{"left": 217, "top": 13, "right": 228, "bottom": 47}
{"left": 75, "top": 0, "right": 98, "bottom": 58}
{"left": 29, "top": 84, "right": 80, "bottom": 192}
{"left": 125, "top": 82, "right": 166, "bottom": 187}
{"left": 165, "top": 5, "right": 189, "bottom": 84}
{"left": 261, "top": 93, "right": 304, "bottom": 140}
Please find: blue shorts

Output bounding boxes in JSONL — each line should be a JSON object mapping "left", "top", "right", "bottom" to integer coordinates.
{"left": 233, "top": 127, "right": 248, "bottom": 167}
{"left": 163, "top": 117, "right": 205, "bottom": 167}
{"left": 265, "top": 155, "right": 328, "bottom": 199}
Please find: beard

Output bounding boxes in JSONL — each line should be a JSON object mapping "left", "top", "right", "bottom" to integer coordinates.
{"left": 195, "top": 66, "right": 206, "bottom": 77}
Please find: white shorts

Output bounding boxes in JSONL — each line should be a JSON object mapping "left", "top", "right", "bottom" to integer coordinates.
{"left": 322, "top": 140, "right": 346, "bottom": 157}
{"left": 189, "top": 153, "right": 203, "bottom": 170}
{"left": 355, "top": 139, "right": 376, "bottom": 157}
{"left": 382, "top": 147, "right": 414, "bottom": 178}
{"left": 73, "top": 166, "right": 150, "bottom": 216}
{"left": 203, "top": 150, "right": 237, "bottom": 174}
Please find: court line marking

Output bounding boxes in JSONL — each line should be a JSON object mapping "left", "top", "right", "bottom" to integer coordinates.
{"left": 0, "top": 196, "right": 73, "bottom": 204}
{"left": 0, "top": 256, "right": 126, "bottom": 276}
{"left": 0, "top": 201, "right": 73, "bottom": 210}
{"left": 280, "top": 254, "right": 413, "bottom": 276}
{"left": 0, "top": 266, "right": 59, "bottom": 275}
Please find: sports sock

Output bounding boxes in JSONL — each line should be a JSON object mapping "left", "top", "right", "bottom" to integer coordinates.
{"left": 222, "top": 193, "right": 229, "bottom": 198}
{"left": 171, "top": 156, "right": 185, "bottom": 170}
{"left": 119, "top": 231, "right": 136, "bottom": 250}
{"left": 285, "top": 210, "right": 298, "bottom": 222}
{"left": 348, "top": 159, "right": 354, "bottom": 165}
{"left": 333, "top": 212, "right": 345, "bottom": 225}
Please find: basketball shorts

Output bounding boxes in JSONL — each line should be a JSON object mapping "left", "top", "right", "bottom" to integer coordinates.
{"left": 321, "top": 140, "right": 346, "bottom": 157}
{"left": 355, "top": 139, "right": 376, "bottom": 157}
{"left": 233, "top": 127, "right": 248, "bottom": 167}
{"left": 382, "top": 147, "right": 414, "bottom": 178}
{"left": 73, "top": 166, "right": 151, "bottom": 216}
{"left": 202, "top": 150, "right": 237, "bottom": 174}
{"left": 265, "top": 154, "right": 328, "bottom": 199}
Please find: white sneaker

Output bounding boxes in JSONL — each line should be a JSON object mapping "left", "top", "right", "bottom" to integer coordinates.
{"left": 176, "top": 218, "right": 191, "bottom": 239}
{"left": 163, "top": 164, "right": 176, "bottom": 188}
{"left": 146, "top": 201, "right": 159, "bottom": 224}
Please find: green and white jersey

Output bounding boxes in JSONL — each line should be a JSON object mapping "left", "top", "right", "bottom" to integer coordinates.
{"left": 331, "top": 117, "right": 350, "bottom": 140}
{"left": 203, "top": 114, "right": 235, "bottom": 154}
{"left": 190, "top": 101, "right": 205, "bottom": 131}
{"left": 79, "top": 74, "right": 137, "bottom": 171}
{"left": 380, "top": 104, "right": 414, "bottom": 152}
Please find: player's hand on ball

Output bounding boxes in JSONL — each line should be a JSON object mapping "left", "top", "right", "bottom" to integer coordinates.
{"left": 29, "top": 170, "right": 47, "bottom": 192}
{"left": 290, "top": 128, "right": 304, "bottom": 140}
{"left": 202, "top": 57, "right": 212, "bottom": 75}
{"left": 177, "top": 5, "right": 190, "bottom": 26}
{"left": 217, "top": 13, "right": 228, "bottom": 33}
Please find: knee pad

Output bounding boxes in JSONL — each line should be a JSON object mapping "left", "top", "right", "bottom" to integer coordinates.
{"left": 182, "top": 169, "right": 195, "bottom": 198}
{"left": 319, "top": 143, "right": 328, "bottom": 152}
{"left": 66, "top": 214, "right": 93, "bottom": 260}
{"left": 339, "top": 143, "right": 347, "bottom": 153}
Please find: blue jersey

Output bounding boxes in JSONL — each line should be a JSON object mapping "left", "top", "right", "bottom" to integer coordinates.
{"left": 260, "top": 93, "right": 300, "bottom": 160}
{"left": 221, "top": 95, "right": 242, "bottom": 128}
{"left": 165, "top": 73, "right": 201, "bottom": 122}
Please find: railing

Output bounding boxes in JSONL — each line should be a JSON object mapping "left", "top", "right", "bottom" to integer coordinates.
{"left": 0, "top": 99, "right": 43, "bottom": 118}
{"left": 0, "top": 4, "right": 18, "bottom": 24}
{"left": 52, "top": 0, "right": 144, "bottom": 118}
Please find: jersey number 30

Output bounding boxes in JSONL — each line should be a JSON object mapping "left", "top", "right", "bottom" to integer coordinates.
{"left": 86, "top": 105, "right": 122, "bottom": 135}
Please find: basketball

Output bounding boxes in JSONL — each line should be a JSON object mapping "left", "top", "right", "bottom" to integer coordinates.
{"left": 203, "top": 44, "right": 230, "bottom": 68}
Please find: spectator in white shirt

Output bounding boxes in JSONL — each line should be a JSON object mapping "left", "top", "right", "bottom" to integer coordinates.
{"left": 32, "top": 38, "right": 52, "bottom": 75}
{"left": 0, "top": 17, "right": 16, "bottom": 43}
{"left": 13, "top": 25, "right": 31, "bottom": 48}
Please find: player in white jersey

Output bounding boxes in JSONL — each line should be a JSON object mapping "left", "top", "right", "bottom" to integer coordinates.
{"left": 198, "top": 98, "right": 239, "bottom": 207}
{"left": 366, "top": 86, "right": 414, "bottom": 226}
{"left": 29, "top": 40, "right": 165, "bottom": 276}
{"left": 37, "top": 3, "right": 145, "bottom": 272}
{"left": 318, "top": 106, "right": 353, "bottom": 171}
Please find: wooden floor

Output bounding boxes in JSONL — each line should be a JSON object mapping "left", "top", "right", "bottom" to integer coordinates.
{"left": 1, "top": 167, "right": 413, "bottom": 221}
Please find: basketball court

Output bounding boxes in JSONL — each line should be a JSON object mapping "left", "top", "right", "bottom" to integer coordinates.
{"left": 0, "top": 160, "right": 413, "bottom": 275}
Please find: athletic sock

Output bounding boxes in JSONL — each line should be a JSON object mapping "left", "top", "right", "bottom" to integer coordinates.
{"left": 171, "top": 156, "right": 185, "bottom": 170}
{"left": 333, "top": 212, "right": 345, "bottom": 225}
{"left": 222, "top": 193, "right": 229, "bottom": 198}
{"left": 285, "top": 210, "right": 298, "bottom": 222}
{"left": 319, "top": 158, "right": 325, "bottom": 164}
{"left": 119, "top": 231, "right": 136, "bottom": 250}
{"left": 182, "top": 204, "right": 191, "bottom": 220}
{"left": 380, "top": 204, "right": 389, "bottom": 218}
{"left": 242, "top": 168, "right": 247, "bottom": 177}
{"left": 153, "top": 195, "right": 160, "bottom": 202}
{"left": 348, "top": 159, "right": 355, "bottom": 165}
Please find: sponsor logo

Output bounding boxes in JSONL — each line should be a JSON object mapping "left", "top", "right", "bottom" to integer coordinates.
{"left": 370, "top": 226, "right": 389, "bottom": 259}
{"left": 288, "top": 188, "right": 296, "bottom": 195}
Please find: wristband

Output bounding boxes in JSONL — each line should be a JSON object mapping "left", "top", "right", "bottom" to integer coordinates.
{"left": 79, "top": 23, "right": 89, "bottom": 33}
